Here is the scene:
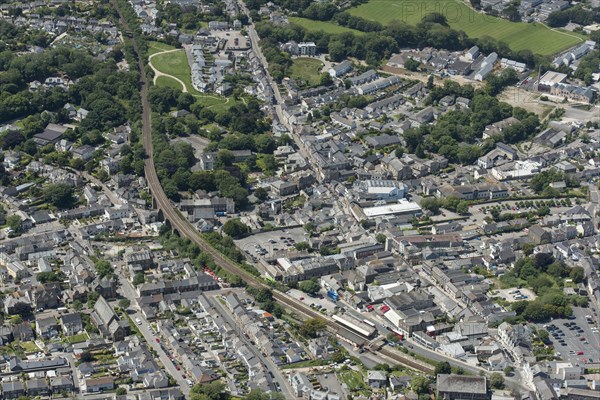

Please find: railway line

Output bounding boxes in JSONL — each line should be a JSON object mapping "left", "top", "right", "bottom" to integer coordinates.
{"left": 114, "top": 0, "right": 433, "bottom": 376}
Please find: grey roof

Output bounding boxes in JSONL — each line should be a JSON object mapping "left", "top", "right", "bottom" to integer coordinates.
{"left": 437, "top": 374, "right": 487, "bottom": 394}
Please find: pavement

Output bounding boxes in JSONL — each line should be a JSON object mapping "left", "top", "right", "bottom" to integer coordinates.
{"left": 542, "top": 307, "right": 600, "bottom": 365}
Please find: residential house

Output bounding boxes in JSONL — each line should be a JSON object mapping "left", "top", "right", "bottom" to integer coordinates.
{"left": 367, "top": 370, "right": 388, "bottom": 388}
{"left": 60, "top": 312, "right": 83, "bottom": 336}
{"left": 84, "top": 376, "right": 115, "bottom": 393}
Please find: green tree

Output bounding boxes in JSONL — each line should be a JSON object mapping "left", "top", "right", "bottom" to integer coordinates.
{"left": 133, "top": 272, "right": 145, "bottom": 286}
{"left": 411, "top": 375, "right": 429, "bottom": 394}
{"left": 569, "top": 266, "right": 585, "bottom": 283}
{"left": 116, "top": 387, "right": 127, "bottom": 395}
{"left": 43, "top": 183, "right": 75, "bottom": 209}
{"left": 299, "top": 318, "right": 327, "bottom": 338}
{"left": 420, "top": 198, "right": 441, "bottom": 214}
{"left": 490, "top": 372, "right": 505, "bottom": 389}
{"left": 223, "top": 218, "right": 250, "bottom": 238}
{"left": 304, "top": 222, "right": 317, "bottom": 234}
{"left": 522, "top": 243, "right": 535, "bottom": 256}
{"left": 254, "top": 187, "right": 269, "bottom": 201}
{"left": 456, "top": 201, "right": 469, "bottom": 214}
{"left": 503, "top": 366, "right": 514, "bottom": 375}
{"left": 295, "top": 242, "right": 310, "bottom": 251}
{"left": 190, "top": 382, "right": 227, "bottom": 400}
{"left": 298, "top": 279, "right": 321, "bottom": 295}
{"left": 6, "top": 215, "right": 22, "bottom": 233}
{"left": 376, "top": 233, "right": 387, "bottom": 244}
{"left": 36, "top": 271, "right": 63, "bottom": 283}
{"left": 72, "top": 300, "right": 83, "bottom": 311}
{"left": 435, "top": 361, "right": 452, "bottom": 375}
{"left": 320, "top": 72, "right": 333, "bottom": 86}
{"left": 405, "top": 58, "right": 420, "bottom": 71}
{"left": 94, "top": 260, "right": 113, "bottom": 278}
{"left": 119, "top": 299, "right": 131, "bottom": 309}
{"left": 87, "top": 291, "right": 100, "bottom": 309}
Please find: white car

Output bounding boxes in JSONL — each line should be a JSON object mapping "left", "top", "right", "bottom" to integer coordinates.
{"left": 135, "top": 318, "right": 142, "bottom": 325}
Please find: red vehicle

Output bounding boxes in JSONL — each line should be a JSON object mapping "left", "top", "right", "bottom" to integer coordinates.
{"left": 299, "top": 297, "right": 304, "bottom": 301}
{"left": 366, "top": 305, "right": 374, "bottom": 311}
{"left": 156, "top": 338, "right": 160, "bottom": 343}
{"left": 580, "top": 337, "right": 586, "bottom": 341}
{"left": 577, "top": 351, "right": 584, "bottom": 355}
{"left": 380, "top": 305, "right": 390, "bottom": 313}
{"left": 175, "top": 365, "right": 180, "bottom": 371}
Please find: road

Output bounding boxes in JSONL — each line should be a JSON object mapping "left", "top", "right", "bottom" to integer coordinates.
{"left": 243, "top": 16, "right": 314, "bottom": 165}
{"left": 588, "top": 183, "right": 599, "bottom": 229}
{"left": 116, "top": 272, "right": 191, "bottom": 395}
{"left": 82, "top": 172, "right": 123, "bottom": 206}
{"left": 210, "top": 296, "right": 295, "bottom": 398}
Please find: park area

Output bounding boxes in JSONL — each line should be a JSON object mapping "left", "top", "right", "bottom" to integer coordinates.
{"left": 148, "top": 42, "right": 233, "bottom": 112}
{"left": 344, "top": 0, "right": 583, "bottom": 55}
{"left": 288, "top": 57, "right": 325, "bottom": 87}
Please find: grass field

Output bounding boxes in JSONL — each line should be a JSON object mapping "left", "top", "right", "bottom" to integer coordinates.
{"left": 347, "top": 0, "right": 583, "bottom": 55}
{"left": 151, "top": 50, "right": 192, "bottom": 89}
{"left": 288, "top": 57, "right": 324, "bottom": 86}
{"left": 150, "top": 49, "right": 233, "bottom": 111}
{"left": 156, "top": 75, "right": 185, "bottom": 91}
{"left": 148, "top": 41, "right": 175, "bottom": 56}
{"left": 290, "top": 17, "right": 364, "bottom": 35}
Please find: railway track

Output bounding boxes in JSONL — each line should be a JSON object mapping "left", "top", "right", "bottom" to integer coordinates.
{"left": 115, "top": 0, "right": 433, "bottom": 375}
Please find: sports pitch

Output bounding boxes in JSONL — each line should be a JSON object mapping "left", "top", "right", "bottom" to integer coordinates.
{"left": 346, "top": 0, "right": 583, "bottom": 55}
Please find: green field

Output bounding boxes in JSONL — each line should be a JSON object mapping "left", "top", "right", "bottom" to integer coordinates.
{"left": 150, "top": 49, "right": 232, "bottom": 111}
{"left": 347, "top": 0, "right": 583, "bottom": 55}
{"left": 288, "top": 57, "right": 324, "bottom": 86}
{"left": 148, "top": 41, "right": 176, "bottom": 56}
{"left": 156, "top": 75, "right": 185, "bottom": 90}
{"left": 290, "top": 17, "right": 364, "bottom": 35}
{"left": 151, "top": 50, "right": 192, "bottom": 89}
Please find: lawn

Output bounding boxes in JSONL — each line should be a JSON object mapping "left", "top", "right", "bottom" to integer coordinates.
{"left": 148, "top": 41, "right": 176, "bottom": 56}
{"left": 66, "top": 333, "right": 89, "bottom": 344}
{"left": 150, "top": 49, "right": 233, "bottom": 112}
{"left": 289, "top": 17, "right": 364, "bottom": 35}
{"left": 338, "top": 370, "right": 368, "bottom": 392}
{"left": 156, "top": 75, "right": 185, "bottom": 91}
{"left": 151, "top": 50, "right": 192, "bottom": 90}
{"left": 288, "top": 57, "right": 325, "bottom": 87}
{"left": 346, "top": 0, "right": 584, "bottom": 55}
{"left": 19, "top": 341, "right": 40, "bottom": 353}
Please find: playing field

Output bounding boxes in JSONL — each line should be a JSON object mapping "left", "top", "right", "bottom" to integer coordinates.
{"left": 346, "top": 0, "right": 583, "bottom": 55}
{"left": 290, "top": 17, "right": 364, "bottom": 35}
{"left": 288, "top": 57, "right": 325, "bottom": 87}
